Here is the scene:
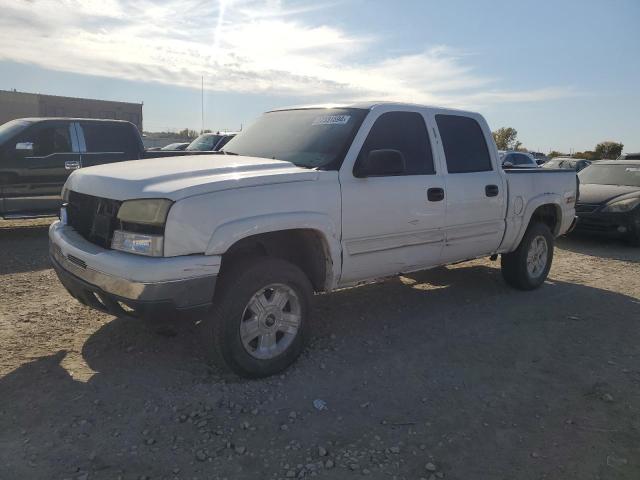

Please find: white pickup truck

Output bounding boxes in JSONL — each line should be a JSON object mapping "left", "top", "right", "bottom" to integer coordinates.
{"left": 49, "top": 102, "right": 577, "bottom": 377}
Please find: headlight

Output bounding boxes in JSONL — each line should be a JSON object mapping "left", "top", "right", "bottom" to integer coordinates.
{"left": 112, "top": 199, "right": 172, "bottom": 256}
{"left": 117, "top": 199, "right": 173, "bottom": 226}
{"left": 602, "top": 197, "right": 640, "bottom": 213}
{"left": 112, "top": 230, "right": 164, "bottom": 256}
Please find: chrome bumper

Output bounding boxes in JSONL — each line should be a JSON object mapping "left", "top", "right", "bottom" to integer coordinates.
{"left": 49, "top": 221, "right": 219, "bottom": 316}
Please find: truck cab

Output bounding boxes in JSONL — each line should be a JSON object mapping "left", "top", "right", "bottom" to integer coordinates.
{"left": 0, "top": 118, "right": 143, "bottom": 218}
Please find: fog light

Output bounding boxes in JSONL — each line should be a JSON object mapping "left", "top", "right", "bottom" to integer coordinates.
{"left": 617, "top": 226, "right": 627, "bottom": 233}
{"left": 111, "top": 230, "right": 164, "bottom": 256}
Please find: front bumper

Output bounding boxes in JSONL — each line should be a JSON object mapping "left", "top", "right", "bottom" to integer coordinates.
{"left": 574, "top": 210, "right": 640, "bottom": 239}
{"left": 49, "top": 221, "right": 220, "bottom": 317}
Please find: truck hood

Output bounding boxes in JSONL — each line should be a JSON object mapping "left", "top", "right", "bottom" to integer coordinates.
{"left": 577, "top": 183, "right": 640, "bottom": 205}
{"left": 64, "top": 154, "right": 319, "bottom": 201}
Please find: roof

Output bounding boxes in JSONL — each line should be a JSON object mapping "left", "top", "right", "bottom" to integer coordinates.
{"left": 267, "top": 101, "right": 472, "bottom": 115}
{"left": 198, "top": 131, "right": 238, "bottom": 136}
{"left": 550, "top": 157, "right": 587, "bottom": 162}
{"left": 593, "top": 159, "right": 640, "bottom": 165}
{"left": 16, "top": 117, "right": 134, "bottom": 124}
{"left": 1, "top": 89, "right": 142, "bottom": 107}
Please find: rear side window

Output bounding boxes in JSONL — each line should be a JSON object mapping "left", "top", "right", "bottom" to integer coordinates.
{"left": 82, "top": 122, "right": 139, "bottom": 156}
{"left": 436, "top": 114, "right": 492, "bottom": 173}
{"left": 357, "top": 111, "right": 435, "bottom": 175}
{"left": 513, "top": 153, "right": 532, "bottom": 166}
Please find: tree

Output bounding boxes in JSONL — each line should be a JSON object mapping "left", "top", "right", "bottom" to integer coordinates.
{"left": 594, "top": 141, "right": 623, "bottom": 160}
{"left": 492, "top": 127, "right": 521, "bottom": 151}
{"left": 573, "top": 151, "right": 599, "bottom": 160}
{"left": 177, "top": 128, "right": 199, "bottom": 139}
{"left": 548, "top": 150, "right": 567, "bottom": 159}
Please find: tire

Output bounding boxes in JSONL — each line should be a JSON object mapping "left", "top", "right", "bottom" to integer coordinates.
{"left": 626, "top": 227, "right": 640, "bottom": 247}
{"left": 201, "top": 256, "right": 313, "bottom": 378}
{"left": 501, "top": 222, "right": 554, "bottom": 290}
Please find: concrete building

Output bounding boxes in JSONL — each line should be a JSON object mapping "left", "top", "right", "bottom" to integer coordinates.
{"left": 0, "top": 90, "right": 143, "bottom": 130}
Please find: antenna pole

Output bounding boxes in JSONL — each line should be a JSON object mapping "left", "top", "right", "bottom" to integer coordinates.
{"left": 201, "top": 76, "right": 204, "bottom": 134}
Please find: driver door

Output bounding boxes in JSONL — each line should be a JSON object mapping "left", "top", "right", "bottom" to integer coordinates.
{"left": 2, "top": 121, "right": 80, "bottom": 215}
{"left": 339, "top": 110, "right": 446, "bottom": 284}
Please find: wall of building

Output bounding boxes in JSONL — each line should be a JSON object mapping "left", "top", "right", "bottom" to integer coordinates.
{"left": 0, "top": 90, "right": 40, "bottom": 125}
{"left": 0, "top": 90, "right": 143, "bottom": 130}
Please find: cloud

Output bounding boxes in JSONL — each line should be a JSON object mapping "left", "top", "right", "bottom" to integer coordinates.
{"left": 0, "top": 0, "right": 574, "bottom": 107}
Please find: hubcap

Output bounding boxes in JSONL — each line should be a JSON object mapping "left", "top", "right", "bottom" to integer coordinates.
{"left": 240, "top": 283, "right": 301, "bottom": 360}
{"left": 526, "top": 235, "right": 548, "bottom": 278}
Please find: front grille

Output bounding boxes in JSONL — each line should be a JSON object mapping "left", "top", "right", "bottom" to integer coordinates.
{"left": 67, "top": 191, "right": 122, "bottom": 248}
{"left": 67, "top": 254, "right": 87, "bottom": 269}
{"left": 575, "top": 203, "right": 600, "bottom": 214}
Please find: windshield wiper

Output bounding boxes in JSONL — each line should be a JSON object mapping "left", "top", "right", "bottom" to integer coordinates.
{"left": 221, "top": 150, "right": 239, "bottom": 156}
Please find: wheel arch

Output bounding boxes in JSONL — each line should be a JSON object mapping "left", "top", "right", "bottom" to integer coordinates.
{"left": 504, "top": 194, "right": 564, "bottom": 251}
{"left": 206, "top": 212, "right": 341, "bottom": 291}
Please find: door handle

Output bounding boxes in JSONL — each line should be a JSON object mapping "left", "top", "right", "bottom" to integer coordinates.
{"left": 485, "top": 185, "right": 499, "bottom": 197}
{"left": 65, "top": 160, "right": 81, "bottom": 171}
{"left": 427, "top": 187, "right": 445, "bottom": 202}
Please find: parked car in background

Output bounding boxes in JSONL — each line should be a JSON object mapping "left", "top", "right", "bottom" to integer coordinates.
{"left": 0, "top": 118, "right": 203, "bottom": 219}
{"left": 499, "top": 150, "right": 539, "bottom": 168}
{"left": 161, "top": 142, "right": 189, "bottom": 151}
{"left": 529, "top": 151, "right": 549, "bottom": 165}
{"left": 186, "top": 132, "right": 237, "bottom": 152}
{"left": 618, "top": 152, "right": 640, "bottom": 160}
{"left": 50, "top": 102, "right": 577, "bottom": 377}
{"left": 574, "top": 160, "right": 640, "bottom": 245}
{"left": 543, "top": 157, "right": 591, "bottom": 172}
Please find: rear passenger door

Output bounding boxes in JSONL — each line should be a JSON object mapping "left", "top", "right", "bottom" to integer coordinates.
{"left": 78, "top": 122, "right": 141, "bottom": 167}
{"left": 434, "top": 114, "right": 506, "bottom": 263}
{"left": 340, "top": 110, "right": 446, "bottom": 284}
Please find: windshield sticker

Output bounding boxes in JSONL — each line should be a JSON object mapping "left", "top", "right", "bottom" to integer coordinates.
{"left": 312, "top": 114, "right": 351, "bottom": 126}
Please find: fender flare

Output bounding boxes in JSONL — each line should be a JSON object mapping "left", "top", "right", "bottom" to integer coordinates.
{"left": 205, "top": 211, "right": 342, "bottom": 287}
{"left": 511, "top": 193, "right": 564, "bottom": 247}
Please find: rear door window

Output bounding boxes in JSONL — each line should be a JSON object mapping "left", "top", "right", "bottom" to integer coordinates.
{"left": 356, "top": 111, "right": 435, "bottom": 175}
{"left": 81, "top": 122, "right": 138, "bottom": 156}
{"left": 436, "top": 114, "right": 492, "bottom": 173}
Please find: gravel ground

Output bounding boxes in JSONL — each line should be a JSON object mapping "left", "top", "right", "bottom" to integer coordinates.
{"left": 1, "top": 218, "right": 639, "bottom": 480}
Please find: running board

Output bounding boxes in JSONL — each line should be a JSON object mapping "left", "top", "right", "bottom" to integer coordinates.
{"left": 2, "top": 212, "right": 57, "bottom": 220}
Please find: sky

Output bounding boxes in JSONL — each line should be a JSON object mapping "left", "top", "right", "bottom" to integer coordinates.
{"left": 0, "top": 0, "right": 639, "bottom": 153}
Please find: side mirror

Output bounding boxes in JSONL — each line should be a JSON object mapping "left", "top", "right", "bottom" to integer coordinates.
{"left": 502, "top": 160, "right": 514, "bottom": 169}
{"left": 16, "top": 142, "right": 34, "bottom": 154}
{"left": 355, "top": 149, "right": 406, "bottom": 177}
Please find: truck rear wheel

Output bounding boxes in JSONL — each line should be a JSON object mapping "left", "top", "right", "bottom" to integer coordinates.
{"left": 201, "top": 256, "right": 312, "bottom": 378}
{"left": 501, "top": 222, "right": 554, "bottom": 290}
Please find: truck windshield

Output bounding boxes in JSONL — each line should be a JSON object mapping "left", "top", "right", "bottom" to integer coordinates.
{"left": 0, "top": 119, "right": 32, "bottom": 144}
{"left": 187, "top": 134, "right": 223, "bottom": 151}
{"left": 579, "top": 164, "right": 640, "bottom": 187}
{"left": 221, "top": 108, "right": 368, "bottom": 169}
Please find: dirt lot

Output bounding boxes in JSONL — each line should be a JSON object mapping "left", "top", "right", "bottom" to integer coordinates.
{"left": 0, "top": 218, "right": 639, "bottom": 480}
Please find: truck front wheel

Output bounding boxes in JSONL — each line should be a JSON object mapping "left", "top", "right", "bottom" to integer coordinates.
{"left": 202, "top": 256, "right": 313, "bottom": 378}
{"left": 501, "top": 222, "right": 554, "bottom": 290}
